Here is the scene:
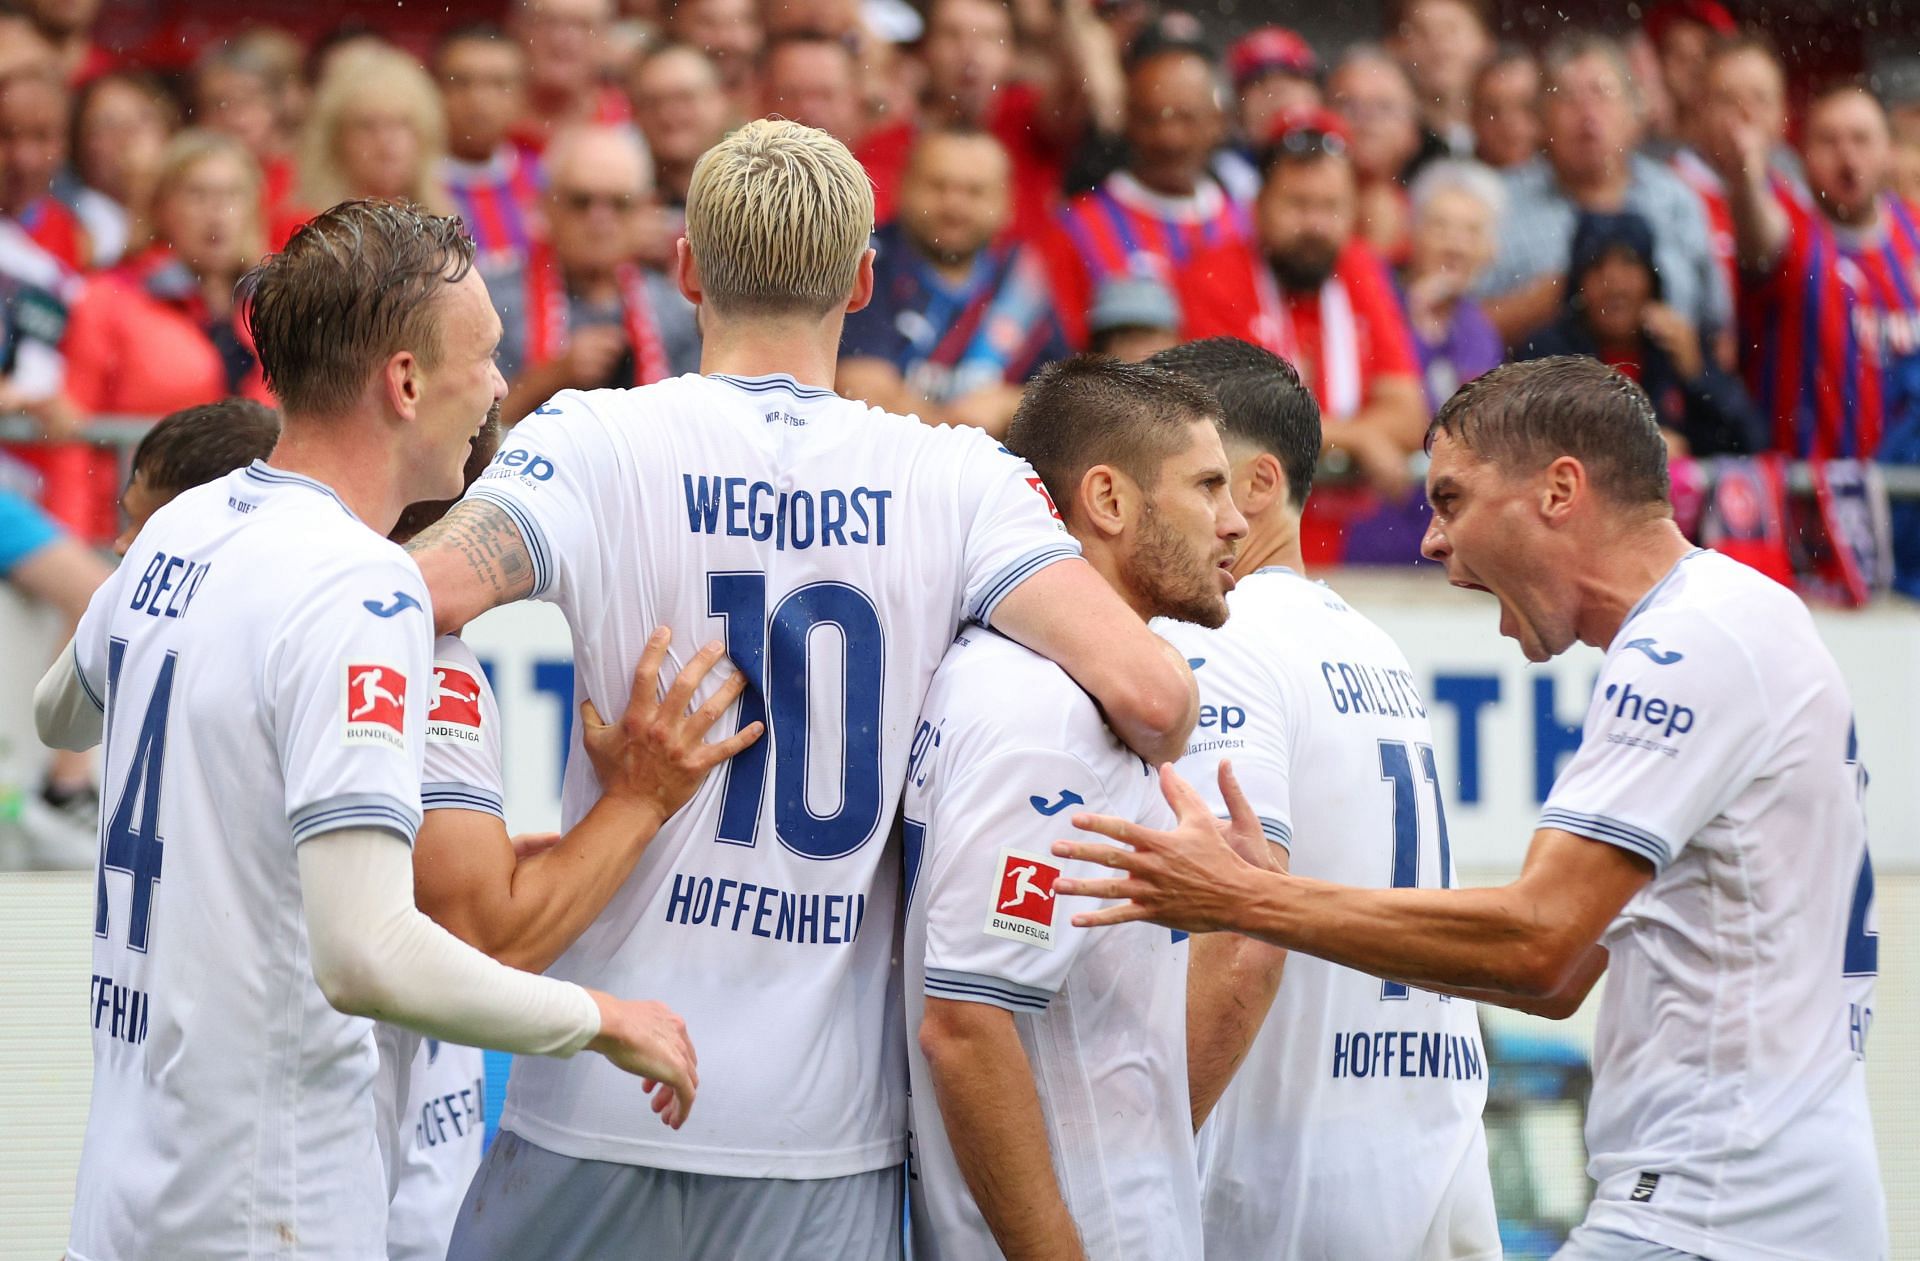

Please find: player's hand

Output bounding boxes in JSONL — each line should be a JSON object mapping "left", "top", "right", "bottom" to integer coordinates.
{"left": 581, "top": 627, "right": 765, "bottom": 821}
{"left": 585, "top": 991, "right": 698, "bottom": 1128}
{"left": 1211, "top": 761, "right": 1284, "bottom": 875}
{"left": 510, "top": 831, "right": 563, "bottom": 860}
{"left": 1050, "top": 762, "right": 1268, "bottom": 932}
{"left": 563, "top": 325, "right": 630, "bottom": 387}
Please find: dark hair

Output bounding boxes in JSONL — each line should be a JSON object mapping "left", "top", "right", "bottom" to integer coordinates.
{"left": 1006, "top": 356, "right": 1223, "bottom": 524}
{"left": 239, "top": 199, "right": 476, "bottom": 419}
{"left": 1148, "top": 338, "right": 1321, "bottom": 509}
{"left": 1386, "top": 0, "right": 1494, "bottom": 32}
{"left": 761, "top": 32, "right": 857, "bottom": 73}
{"left": 1427, "top": 356, "right": 1669, "bottom": 506}
{"left": 434, "top": 21, "right": 520, "bottom": 69}
{"left": 390, "top": 405, "right": 503, "bottom": 543}
{"left": 74, "top": 70, "right": 181, "bottom": 171}
{"left": 130, "top": 399, "right": 281, "bottom": 497}
{"left": 1473, "top": 42, "right": 1539, "bottom": 94}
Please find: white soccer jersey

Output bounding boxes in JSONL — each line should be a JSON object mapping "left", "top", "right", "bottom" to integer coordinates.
{"left": 379, "top": 634, "right": 499, "bottom": 1259}
{"left": 67, "top": 461, "right": 432, "bottom": 1261}
{"left": 1538, "top": 550, "right": 1884, "bottom": 1260}
{"left": 1159, "top": 568, "right": 1500, "bottom": 1261}
{"left": 902, "top": 627, "right": 1198, "bottom": 1261}
{"left": 469, "top": 374, "right": 1079, "bottom": 1177}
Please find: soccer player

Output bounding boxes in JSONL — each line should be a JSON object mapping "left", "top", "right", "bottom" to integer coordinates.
{"left": 905, "top": 357, "right": 1247, "bottom": 1260}
{"left": 1052, "top": 356, "right": 1887, "bottom": 1261}
{"left": 408, "top": 120, "right": 1199, "bottom": 1260}
{"left": 111, "top": 397, "right": 282, "bottom": 554}
{"left": 35, "top": 200, "right": 701, "bottom": 1259}
{"left": 1147, "top": 338, "right": 1499, "bottom": 1259}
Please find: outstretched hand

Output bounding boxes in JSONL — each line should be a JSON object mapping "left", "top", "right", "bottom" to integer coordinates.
{"left": 582, "top": 627, "right": 765, "bottom": 820}
{"left": 1051, "top": 761, "right": 1273, "bottom": 933}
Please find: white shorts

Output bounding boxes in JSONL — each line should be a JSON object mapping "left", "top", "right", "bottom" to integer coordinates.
{"left": 447, "top": 1130, "right": 904, "bottom": 1260}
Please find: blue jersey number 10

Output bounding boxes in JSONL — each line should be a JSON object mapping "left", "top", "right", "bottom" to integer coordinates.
{"left": 1379, "top": 739, "right": 1452, "bottom": 1001}
{"left": 95, "top": 639, "right": 177, "bottom": 954}
{"left": 708, "top": 572, "right": 886, "bottom": 861}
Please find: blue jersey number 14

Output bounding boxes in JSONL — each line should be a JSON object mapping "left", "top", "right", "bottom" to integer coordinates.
{"left": 95, "top": 639, "right": 177, "bottom": 954}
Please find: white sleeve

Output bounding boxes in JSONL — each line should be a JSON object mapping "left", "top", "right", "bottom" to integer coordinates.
{"left": 1539, "top": 612, "right": 1771, "bottom": 873}
{"left": 268, "top": 549, "right": 433, "bottom": 845}
{"left": 420, "top": 635, "right": 505, "bottom": 818}
{"left": 920, "top": 749, "right": 1172, "bottom": 1011}
{"left": 34, "top": 637, "right": 103, "bottom": 751}
{"left": 298, "top": 826, "right": 601, "bottom": 1055}
{"left": 1164, "top": 621, "right": 1295, "bottom": 851}
{"left": 461, "top": 389, "right": 617, "bottom": 606}
{"left": 949, "top": 430, "right": 1083, "bottom": 625}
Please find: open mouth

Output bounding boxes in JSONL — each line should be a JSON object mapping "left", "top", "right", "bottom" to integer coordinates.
{"left": 1216, "top": 558, "right": 1237, "bottom": 589}
{"left": 1449, "top": 578, "right": 1491, "bottom": 594}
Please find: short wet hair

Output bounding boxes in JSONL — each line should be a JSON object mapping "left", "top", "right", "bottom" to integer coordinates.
{"left": 129, "top": 399, "right": 281, "bottom": 497}
{"left": 1149, "top": 338, "right": 1321, "bottom": 510}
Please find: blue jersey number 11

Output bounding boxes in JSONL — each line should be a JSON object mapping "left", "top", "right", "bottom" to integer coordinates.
{"left": 1379, "top": 739, "right": 1452, "bottom": 1001}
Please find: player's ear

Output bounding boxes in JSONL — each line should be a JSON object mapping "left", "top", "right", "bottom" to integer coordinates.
{"left": 1237, "top": 452, "right": 1287, "bottom": 517}
{"left": 1079, "top": 464, "right": 1129, "bottom": 539}
{"left": 844, "top": 247, "right": 877, "bottom": 315}
{"left": 384, "top": 350, "right": 420, "bottom": 422}
{"left": 675, "top": 236, "right": 703, "bottom": 307}
{"left": 1540, "top": 454, "right": 1583, "bottom": 524}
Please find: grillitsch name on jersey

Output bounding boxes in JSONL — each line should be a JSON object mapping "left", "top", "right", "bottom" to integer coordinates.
{"left": 662, "top": 874, "right": 870, "bottom": 945}
{"left": 1322, "top": 658, "right": 1428, "bottom": 720}
{"left": 681, "top": 474, "right": 892, "bottom": 550}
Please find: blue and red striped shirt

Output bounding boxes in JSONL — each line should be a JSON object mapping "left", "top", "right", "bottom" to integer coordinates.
{"left": 1041, "top": 171, "right": 1250, "bottom": 347}
{"left": 1744, "top": 192, "right": 1920, "bottom": 460}
{"left": 443, "top": 146, "right": 544, "bottom": 269}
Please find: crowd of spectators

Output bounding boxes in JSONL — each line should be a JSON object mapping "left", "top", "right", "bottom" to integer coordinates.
{"left": 0, "top": 0, "right": 1917, "bottom": 593}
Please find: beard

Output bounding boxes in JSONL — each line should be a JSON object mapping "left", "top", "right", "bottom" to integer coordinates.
{"left": 1122, "top": 498, "right": 1229, "bottom": 629}
{"left": 1268, "top": 240, "right": 1340, "bottom": 292}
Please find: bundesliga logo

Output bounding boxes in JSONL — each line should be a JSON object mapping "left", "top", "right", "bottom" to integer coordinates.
{"left": 343, "top": 663, "right": 407, "bottom": 749}
{"left": 427, "top": 664, "right": 484, "bottom": 747}
{"left": 984, "top": 849, "right": 1061, "bottom": 948}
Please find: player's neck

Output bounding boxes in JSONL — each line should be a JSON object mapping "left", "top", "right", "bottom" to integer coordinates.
{"left": 698, "top": 316, "right": 842, "bottom": 390}
{"left": 267, "top": 416, "right": 410, "bottom": 536}
{"left": 1572, "top": 517, "right": 1695, "bottom": 650}
{"left": 1230, "top": 517, "right": 1304, "bottom": 581}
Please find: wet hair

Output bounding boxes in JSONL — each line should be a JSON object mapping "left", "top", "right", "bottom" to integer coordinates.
{"left": 1148, "top": 338, "right": 1321, "bottom": 509}
{"left": 129, "top": 399, "right": 281, "bottom": 497}
{"left": 1006, "top": 355, "right": 1223, "bottom": 524}
{"left": 1427, "top": 356, "right": 1669, "bottom": 506}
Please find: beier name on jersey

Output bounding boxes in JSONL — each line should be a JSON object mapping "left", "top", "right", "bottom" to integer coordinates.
{"left": 126, "top": 550, "right": 213, "bottom": 620}
{"left": 681, "top": 473, "right": 893, "bottom": 550}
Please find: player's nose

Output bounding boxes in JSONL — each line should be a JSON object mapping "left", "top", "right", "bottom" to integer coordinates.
{"left": 1420, "top": 516, "right": 1449, "bottom": 563}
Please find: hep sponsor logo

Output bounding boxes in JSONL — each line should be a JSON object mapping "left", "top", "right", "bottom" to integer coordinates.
{"left": 984, "top": 849, "right": 1061, "bottom": 948}
{"left": 344, "top": 664, "right": 407, "bottom": 749}
{"left": 427, "top": 663, "right": 484, "bottom": 746}
{"left": 1604, "top": 680, "right": 1695, "bottom": 740}
{"left": 482, "top": 448, "right": 556, "bottom": 484}
{"left": 1197, "top": 703, "right": 1247, "bottom": 733}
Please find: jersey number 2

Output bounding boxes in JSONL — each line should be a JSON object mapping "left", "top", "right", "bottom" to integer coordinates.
{"left": 708, "top": 573, "right": 885, "bottom": 860}
{"left": 1379, "top": 740, "right": 1451, "bottom": 1000}
{"left": 94, "top": 640, "right": 176, "bottom": 953}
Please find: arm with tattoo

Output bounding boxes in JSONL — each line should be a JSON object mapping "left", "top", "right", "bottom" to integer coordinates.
{"left": 407, "top": 498, "right": 538, "bottom": 635}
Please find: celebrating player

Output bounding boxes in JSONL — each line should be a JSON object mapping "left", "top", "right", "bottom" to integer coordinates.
{"left": 1148, "top": 338, "right": 1500, "bottom": 1260}
{"left": 37, "top": 200, "right": 701, "bottom": 1259}
{"left": 1052, "top": 356, "right": 1886, "bottom": 1261}
{"left": 905, "top": 357, "right": 1247, "bottom": 1260}
{"left": 409, "top": 119, "right": 1198, "bottom": 1260}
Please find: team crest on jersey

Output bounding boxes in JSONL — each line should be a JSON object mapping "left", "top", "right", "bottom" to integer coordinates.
{"left": 427, "top": 663, "right": 484, "bottom": 746}
{"left": 343, "top": 663, "right": 407, "bottom": 749}
{"left": 1024, "top": 476, "right": 1062, "bottom": 522}
{"left": 985, "top": 848, "right": 1061, "bottom": 948}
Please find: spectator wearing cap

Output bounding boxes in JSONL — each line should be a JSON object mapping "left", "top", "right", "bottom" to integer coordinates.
{"left": 1040, "top": 36, "right": 1245, "bottom": 348}
{"left": 1386, "top": 0, "right": 1493, "bottom": 162}
{"left": 1227, "top": 26, "right": 1322, "bottom": 166}
{"left": 436, "top": 24, "right": 542, "bottom": 271}
{"left": 1400, "top": 159, "right": 1503, "bottom": 410}
{"left": 1088, "top": 274, "right": 1180, "bottom": 360}
{"left": 1328, "top": 46, "right": 1424, "bottom": 265}
{"left": 857, "top": 0, "right": 1117, "bottom": 240}
{"left": 1643, "top": 0, "right": 1737, "bottom": 158}
{"left": 627, "top": 42, "right": 731, "bottom": 264}
{"left": 1477, "top": 33, "right": 1726, "bottom": 353}
{"left": 1471, "top": 44, "right": 1541, "bottom": 170}
{"left": 507, "top": 0, "right": 632, "bottom": 154}
{"left": 663, "top": 0, "right": 764, "bottom": 122}
{"left": 1177, "top": 115, "right": 1426, "bottom": 512}
{"left": 482, "top": 125, "right": 695, "bottom": 424}
{"left": 1521, "top": 211, "right": 1763, "bottom": 458}
{"left": 838, "top": 128, "right": 1068, "bottom": 435}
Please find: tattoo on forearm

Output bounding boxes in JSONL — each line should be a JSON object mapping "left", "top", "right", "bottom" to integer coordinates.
{"left": 406, "top": 499, "right": 535, "bottom": 604}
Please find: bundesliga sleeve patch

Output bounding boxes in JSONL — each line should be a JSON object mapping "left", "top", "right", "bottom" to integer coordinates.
{"left": 985, "top": 848, "right": 1062, "bottom": 948}
{"left": 343, "top": 663, "right": 408, "bottom": 749}
{"left": 427, "top": 663, "right": 485, "bottom": 746}
{"left": 1025, "top": 476, "right": 1062, "bottom": 522}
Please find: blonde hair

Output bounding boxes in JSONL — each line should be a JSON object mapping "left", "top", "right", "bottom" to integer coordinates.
{"left": 144, "top": 128, "right": 266, "bottom": 269}
{"left": 685, "top": 118, "right": 873, "bottom": 318}
{"left": 298, "top": 44, "right": 449, "bottom": 212}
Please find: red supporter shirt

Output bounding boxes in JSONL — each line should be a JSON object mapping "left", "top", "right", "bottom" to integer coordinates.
{"left": 858, "top": 82, "right": 1069, "bottom": 243}
{"left": 1175, "top": 236, "right": 1419, "bottom": 417}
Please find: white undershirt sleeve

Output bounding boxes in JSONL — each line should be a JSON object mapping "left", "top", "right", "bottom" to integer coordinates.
{"left": 34, "top": 638, "right": 103, "bottom": 752}
{"left": 297, "top": 826, "right": 601, "bottom": 1056}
